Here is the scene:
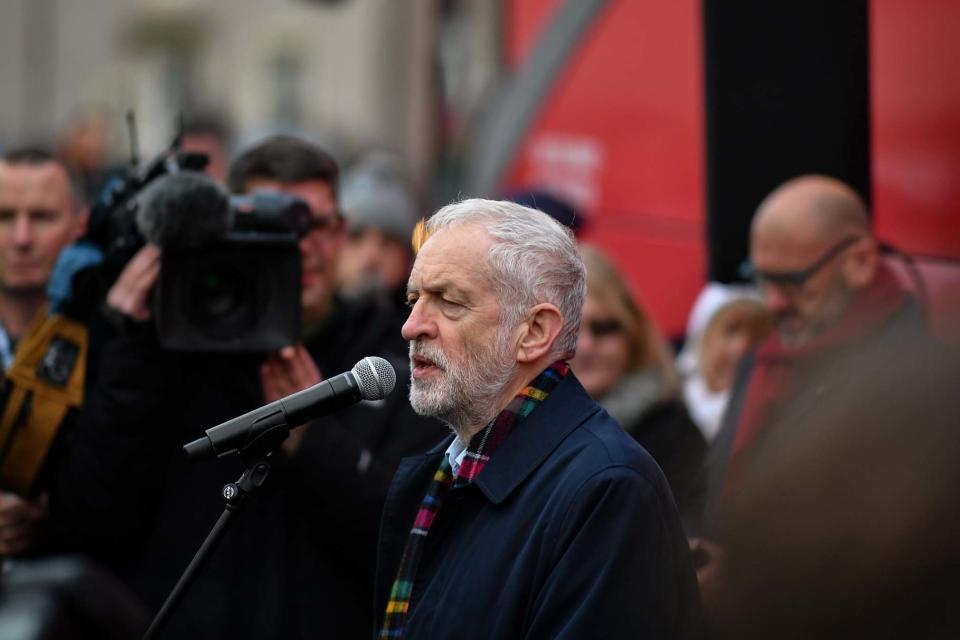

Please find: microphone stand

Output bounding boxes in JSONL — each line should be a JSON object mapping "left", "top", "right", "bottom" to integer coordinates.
{"left": 142, "top": 430, "right": 286, "bottom": 640}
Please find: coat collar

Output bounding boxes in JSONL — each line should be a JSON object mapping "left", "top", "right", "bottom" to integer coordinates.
{"left": 473, "top": 371, "right": 599, "bottom": 504}
{"left": 400, "top": 372, "right": 601, "bottom": 505}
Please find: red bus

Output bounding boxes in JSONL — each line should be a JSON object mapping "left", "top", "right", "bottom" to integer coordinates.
{"left": 480, "top": 0, "right": 960, "bottom": 343}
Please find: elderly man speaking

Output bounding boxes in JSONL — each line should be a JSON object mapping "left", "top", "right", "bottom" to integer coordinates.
{"left": 375, "top": 199, "right": 699, "bottom": 639}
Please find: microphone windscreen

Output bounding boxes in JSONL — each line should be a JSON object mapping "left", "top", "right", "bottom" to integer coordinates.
{"left": 135, "top": 172, "right": 232, "bottom": 249}
{"left": 352, "top": 356, "right": 397, "bottom": 400}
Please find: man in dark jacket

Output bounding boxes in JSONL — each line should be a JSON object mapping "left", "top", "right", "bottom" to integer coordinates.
{"left": 49, "top": 136, "right": 444, "bottom": 639}
{"left": 375, "top": 198, "right": 699, "bottom": 639}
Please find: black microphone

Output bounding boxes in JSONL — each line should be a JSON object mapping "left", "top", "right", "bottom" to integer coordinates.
{"left": 135, "top": 171, "right": 233, "bottom": 249}
{"left": 183, "top": 356, "right": 396, "bottom": 460}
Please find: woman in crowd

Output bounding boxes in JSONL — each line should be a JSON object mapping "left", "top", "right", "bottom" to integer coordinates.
{"left": 571, "top": 246, "right": 705, "bottom": 515}
{"left": 677, "top": 284, "right": 771, "bottom": 444}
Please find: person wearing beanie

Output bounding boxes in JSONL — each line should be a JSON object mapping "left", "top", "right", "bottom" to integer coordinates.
{"left": 337, "top": 152, "right": 418, "bottom": 310}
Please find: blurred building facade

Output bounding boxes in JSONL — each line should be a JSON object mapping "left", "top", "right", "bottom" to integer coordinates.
{"left": 0, "top": 0, "right": 500, "bottom": 196}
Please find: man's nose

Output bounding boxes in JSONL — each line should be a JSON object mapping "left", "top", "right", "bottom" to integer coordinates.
{"left": 298, "top": 234, "right": 312, "bottom": 256}
{"left": 402, "top": 299, "right": 437, "bottom": 341}
{"left": 13, "top": 216, "right": 32, "bottom": 247}
{"left": 360, "top": 239, "right": 382, "bottom": 268}
{"left": 761, "top": 284, "right": 789, "bottom": 314}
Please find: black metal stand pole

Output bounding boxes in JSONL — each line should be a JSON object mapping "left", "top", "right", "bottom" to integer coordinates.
{"left": 142, "top": 457, "right": 272, "bottom": 640}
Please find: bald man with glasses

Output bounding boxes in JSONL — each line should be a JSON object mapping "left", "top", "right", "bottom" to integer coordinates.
{"left": 691, "top": 174, "right": 944, "bottom": 611}
{"left": 707, "top": 175, "right": 908, "bottom": 455}
{"left": 744, "top": 175, "right": 879, "bottom": 348}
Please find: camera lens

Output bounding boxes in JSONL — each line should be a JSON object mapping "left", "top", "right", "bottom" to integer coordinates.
{"left": 185, "top": 263, "right": 259, "bottom": 337}
{"left": 158, "top": 238, "right": 300, "bottom": 352}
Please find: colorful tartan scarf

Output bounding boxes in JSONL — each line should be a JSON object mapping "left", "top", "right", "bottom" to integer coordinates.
{"left": 379, "top": 361, "right": 568, "bottom": 639}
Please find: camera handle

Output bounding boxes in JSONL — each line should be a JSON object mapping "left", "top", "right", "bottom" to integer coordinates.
{"left": 142, "top": 446, "right": 277, "bottom": 640}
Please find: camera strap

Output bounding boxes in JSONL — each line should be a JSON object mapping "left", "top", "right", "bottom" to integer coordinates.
{"left": 0, "top": 309, "right": 88, "bottom": 495}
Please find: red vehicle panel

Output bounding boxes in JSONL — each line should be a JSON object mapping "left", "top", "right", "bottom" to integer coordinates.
{"left": 502, "top": 0, "right": 706, "bottom": 337}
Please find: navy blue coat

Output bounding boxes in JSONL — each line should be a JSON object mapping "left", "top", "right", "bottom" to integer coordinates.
{"left": 374, "top": 372, "right": 700, "bottom": 639}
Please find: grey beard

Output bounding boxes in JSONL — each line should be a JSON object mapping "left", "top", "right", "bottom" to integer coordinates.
{"left": 408, "top": 331, "right": 516, "bottom": 439}
{"left": 777, "top": 282, "right": 853, "bottom": 348}
{"left": 778, "top": 323, "right": 816, "bottom": 348}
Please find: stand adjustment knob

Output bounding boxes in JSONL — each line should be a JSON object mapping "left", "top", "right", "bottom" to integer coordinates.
{"left": 222, "top": 483, "right": 240, "bottom": 502}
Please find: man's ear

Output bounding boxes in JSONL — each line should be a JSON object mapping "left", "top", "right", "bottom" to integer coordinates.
{"left": 73, "top": 207, "right": 89, "bottom": 240}
{"left": 516, "top": 303, "right": 564, "bottom": 364}
{"left": 843, "top": 237, "right": 878, "bottom": 288}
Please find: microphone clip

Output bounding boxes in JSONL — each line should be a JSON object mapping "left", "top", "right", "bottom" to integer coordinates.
{"left": 236, "top": 409, "right": 289, "bottom": 464}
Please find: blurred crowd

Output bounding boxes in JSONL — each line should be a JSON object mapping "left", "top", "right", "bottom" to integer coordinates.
{"left": 0, "top": 109, "right": 957, "bottom": 640}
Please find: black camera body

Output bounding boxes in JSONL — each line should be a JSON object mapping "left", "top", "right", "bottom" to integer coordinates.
{"left": 81, "top": 149, "right": 310, "bottom": 353}
{"left": 155, "top": 192, "right": 308, "bottom": 353}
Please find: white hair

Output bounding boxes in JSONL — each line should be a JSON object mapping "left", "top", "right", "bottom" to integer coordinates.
{"left": 426, "top": 198, "right": 586, "bottom": 359}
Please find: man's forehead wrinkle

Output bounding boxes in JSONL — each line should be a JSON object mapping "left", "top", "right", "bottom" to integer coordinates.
{"left": 406, "top": 223, "right": 497, "bottom": 300}
{"left": 0, "top": 168, "right": 71, "bottom": 211}
{"left": 417, "top": 262, "right": 475, "bottom": 298}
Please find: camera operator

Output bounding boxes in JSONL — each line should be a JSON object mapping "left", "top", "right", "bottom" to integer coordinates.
{"left": 47, "top": 135, "right": 443, "bottom": 639}
{"left": 0, "top": 149, "right": 88, "bottom": 558}
{"left": 227, "top": 135, "right": 446, "bottom": 635}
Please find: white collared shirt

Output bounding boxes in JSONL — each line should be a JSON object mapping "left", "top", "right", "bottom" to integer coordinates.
{"left": 444, "top": 436, "right": 469, "bottom": 476}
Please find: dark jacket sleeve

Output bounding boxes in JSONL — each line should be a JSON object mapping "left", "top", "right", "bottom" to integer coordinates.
{"left": 283, "top": 413, "right": 394, "bottom": 569}
{"left": 47, "top": 326, "right": 180, "bottom": 555}
{"left": 527, "top": 466, "right": 700, "bottom": 639}
{"left": 630, "top": 400, "right": 707, "bottom": 527}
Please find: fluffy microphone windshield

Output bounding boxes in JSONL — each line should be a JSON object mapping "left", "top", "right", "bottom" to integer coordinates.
{"left": 135, "top": 171, "right": 232, "bottom": 249}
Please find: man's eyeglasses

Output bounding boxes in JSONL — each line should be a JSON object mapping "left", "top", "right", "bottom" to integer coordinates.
{"left": 300, "top": 213, "right": 343, "bottom": 236}
{"left": 584, "top": 318, "right": 623, "bottom": 338}
{"left": 741, "top": 236, "right": 862, "bottom": 291}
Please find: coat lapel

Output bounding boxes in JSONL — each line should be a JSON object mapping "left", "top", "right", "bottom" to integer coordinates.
{"left": 473, "top": 372, "right": 600, "bottom": 505}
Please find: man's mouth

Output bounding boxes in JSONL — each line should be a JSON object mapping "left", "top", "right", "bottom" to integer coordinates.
{"left": 301, "top": 269, "right": 322, "bottom": 285}
{"left": 776, "top": 311, "right": 802, "bottom": 327}
{"left": 411, "top": 354, "right": 442, "bottom": 379}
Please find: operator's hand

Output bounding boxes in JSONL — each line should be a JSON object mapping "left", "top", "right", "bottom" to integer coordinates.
{"left": 0, "top": 492, "right": 49, "bottom": 556}
{"left": 106, "top": 244, "right": 161, "bottom": 321}
{"left": 260, "top": 343, "right": 323, "bottom": 457}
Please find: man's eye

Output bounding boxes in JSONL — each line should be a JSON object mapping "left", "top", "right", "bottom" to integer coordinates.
{"left": 31, "top": 210, "right": 57, "bottom": 223}
{"left": 441, "top": 299, "right": 465, "bottom": 314}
